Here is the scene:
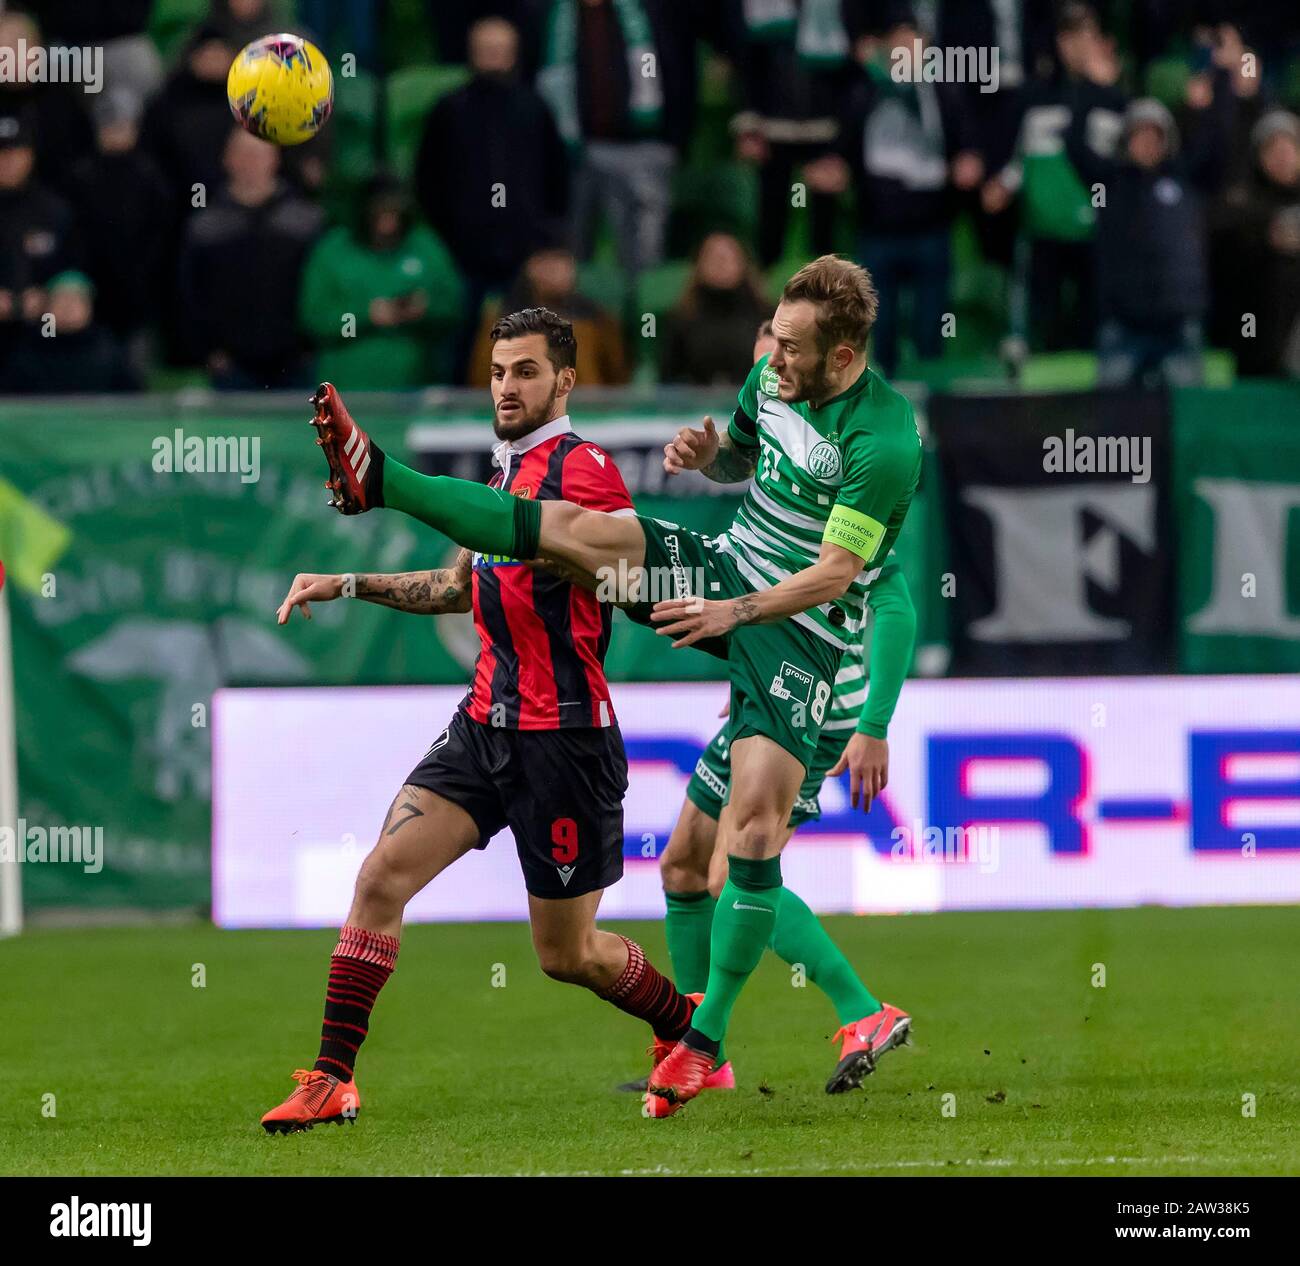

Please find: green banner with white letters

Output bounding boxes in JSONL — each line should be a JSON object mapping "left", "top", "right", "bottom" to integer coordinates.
{"left": 1173, "top": 383, "right": 1300, "bottom": 673}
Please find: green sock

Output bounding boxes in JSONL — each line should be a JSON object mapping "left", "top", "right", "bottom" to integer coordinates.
{"left": 663, "top": 890, "right": 714, "bottom": 994}
{"left": 770, "top": 887, "right": 881, "bottom": 1026}
{"left": 382, "top": 458, "right": 541, "bottom": 558}
{"left": 690, "top": 855, "right": 782, "bottom": 1044}
{"left": 664, "top": 889, "right": 725, "bottom": 1064}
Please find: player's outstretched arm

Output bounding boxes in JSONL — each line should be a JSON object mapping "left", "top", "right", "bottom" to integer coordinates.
{"left": 650, "top": 541, "right": 864, "bottom": 647}
{"left": 276, "top": 550, "right": 472, "bottom": 623}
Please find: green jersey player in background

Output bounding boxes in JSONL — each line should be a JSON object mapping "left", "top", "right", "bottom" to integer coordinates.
{"left": 618, "top": 550, "right": 916, "bottom": 1097}
{"left": 308, "top": 255, "right": 922, "bottom": 1118}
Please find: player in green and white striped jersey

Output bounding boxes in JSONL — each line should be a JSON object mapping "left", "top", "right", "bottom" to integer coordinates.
{"left": 617, "top": 553, "right": 916, "bottom": 1096}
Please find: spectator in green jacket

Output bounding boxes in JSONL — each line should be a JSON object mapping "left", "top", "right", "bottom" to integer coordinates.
{"left": 300, "top": 179, "right": 465, "bottom": 388}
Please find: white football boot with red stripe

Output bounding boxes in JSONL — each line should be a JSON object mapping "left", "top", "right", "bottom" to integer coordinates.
{"left": 310, "top": 382, "right": 384, "bottom": 514}
{"left": 826, "top": 1003, "right": 912, "bottom": 1093}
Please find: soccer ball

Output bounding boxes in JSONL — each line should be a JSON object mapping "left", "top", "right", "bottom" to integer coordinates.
{"left": 226, "top": 33, "right": 333, "bottom": 146}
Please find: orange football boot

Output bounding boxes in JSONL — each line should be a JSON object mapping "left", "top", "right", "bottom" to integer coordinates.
{"left": 826, "top": 1003, "right": 912, "bottom": 1094}
{"left": 261, "top": 1069, "right": 360, "bottom": 1134}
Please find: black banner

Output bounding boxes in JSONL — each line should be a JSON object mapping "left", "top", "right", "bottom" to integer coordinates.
{"left": 930, "top": 389, "right": 1174, "bottom": 676}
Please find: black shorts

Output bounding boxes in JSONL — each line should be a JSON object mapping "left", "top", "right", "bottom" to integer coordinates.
{"left": 404, "top": 709, "right": 628, "bottom": 900}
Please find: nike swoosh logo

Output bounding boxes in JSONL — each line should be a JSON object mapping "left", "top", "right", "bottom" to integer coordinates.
{"left": 732, "top": 900, "right": 772, "bottom": 913}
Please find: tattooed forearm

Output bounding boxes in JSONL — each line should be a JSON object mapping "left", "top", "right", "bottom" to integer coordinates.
{"left": 356, "top": 551, "right": 472, "bottom": 614}
{"left": 700, "top": 431, "right": 759, "bottom": 484}
{"left": 732, "top": 595, "right": 760, "bottom": 626}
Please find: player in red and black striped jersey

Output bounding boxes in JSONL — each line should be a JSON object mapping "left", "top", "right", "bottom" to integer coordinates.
{"left": 259, "top": 308, "right": 696, "bottom": 1133}
{"left": 463, "top": 409, "right": 633, "bottom": 731}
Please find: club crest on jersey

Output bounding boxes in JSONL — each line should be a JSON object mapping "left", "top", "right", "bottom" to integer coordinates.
{"left": 807, "top": 440, "right": 842, "bottom": 481}
{"left": 759, "top": 365, "right": 780, "bottom": 396}
{"left": 769, "top": 661, "right": 813, "bottom": 707}
{"left": 512, "top": 485, "right": 533, "bottom": 499}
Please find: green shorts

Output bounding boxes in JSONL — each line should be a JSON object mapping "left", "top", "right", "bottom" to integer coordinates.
{"left": 686, "top": 720, "right": 852, "bottom": 829}
{"left": 626, "top": 515, "right": 843, "bottom": 772}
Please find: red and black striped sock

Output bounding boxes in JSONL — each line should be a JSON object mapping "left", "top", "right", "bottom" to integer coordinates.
{"left": 598, "top": 935, "right": 696, "bottom": 1041}
{"left": 313, "top": 924, "right": 399, "bottom": 1080}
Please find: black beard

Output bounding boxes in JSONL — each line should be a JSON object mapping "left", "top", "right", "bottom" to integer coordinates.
{"left": 492, "top": 381, "right": 559, "bottom": 441}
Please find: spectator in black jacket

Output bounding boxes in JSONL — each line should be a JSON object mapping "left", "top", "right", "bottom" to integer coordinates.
{"left": 415, "top": 15, "right": 569, "bottom": 376}
{"left": 0, "top": 10, "right": 94, "bottom": 198}
{"left": 982, "top": 3, "right": 1128, "bottom": 357}
{"left": 536, "top": 0, "right": 698, "bottom": 276}
{"left": 177, "top": 127, "right": 324, "bottom": 390}
{"left": 1064, "top": 75, "right": 1234, "bottom": 387}
{"left": 0, "top": 270, "right": 141, "bottom": 393}
{"left": 813, "top": 19, "right": 971, "bottom": 374}
{"left": 0, "top": 108, "right": 81, "bottom": 346}
{"left": 142, "top": 23, "right": 241, "bottom": 204}
{"left": 29, "top": 0, "right": 162, "bottom": 118}
{"left": 207, "top": 0, "right": 278, "bottom": 50}
{"left": 660, "top": 232, "right": 772, "bottom": 385}
{"left": 66, "top": 89, "right": 173, "bottom": 351}
{"left": 722, "top": 0, "right": 856, "bottom": 267}
{"left": 1214, "top": 110, "right": 1300, "bottom": 377}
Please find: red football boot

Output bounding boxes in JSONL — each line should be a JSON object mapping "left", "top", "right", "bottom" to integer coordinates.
{"left": 825, "top": 1003, "right": 912, "bottom": 1094}
{"left": 645, "top": 1036, "right": 716, "bottom": 1118}
{"left": 310, "top": 382, "right": 384, "bottom": 515}
{"left": 261, "top": 1068, "right": 360, "bottom": 1134}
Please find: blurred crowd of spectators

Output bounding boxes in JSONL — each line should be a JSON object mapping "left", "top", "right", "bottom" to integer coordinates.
{"left": 1, "top": 0, "right": 1299, "bottom": 394}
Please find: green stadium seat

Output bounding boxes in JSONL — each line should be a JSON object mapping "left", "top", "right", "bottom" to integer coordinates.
{"left": 634, "top": 261, "right": 692, "bottom": 375}
{"left": 148, "top": 0, "right": 210, "bottom": 62}
{"left": 576, "top": 261, "right": 630, "bottom": 321}
{"left": 635, "top": 261, "right": 693, "bottom": 325}
{"left": 687, "top": 50, "right": 741, "bottom": 166}
{"left": 668, "top": 163, "right": 759, "bottom": 256}
{"left": 1145, "top": 56, "right": 1190, "bottom": 111}
{"left": 1282, "top": 55, "right": 1300, "bottom": 112}
{"left": 1020, "top": 351, "right": 1098, "bottom": 391}
{"left": 385, "top": 64, "right": 471, "bottom": 181}
{"left": 897, "top": 354, "right": 1008, "bottom": 391}
{"left": 383, "top": 0, "right": 440, "bottom": 69}
{"left": 329, "top": 69, "right": 379, "bottom": 186}
{"left": 1203, "top": 349, "right": 1235, "bottom": 387}
{"left": 1018, "top": 349, "right": 1234, "bottom": 391}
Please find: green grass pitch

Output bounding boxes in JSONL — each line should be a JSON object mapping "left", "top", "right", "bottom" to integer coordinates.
{"left": 3, "top": 906, "right": 1297, "bottom": 1176}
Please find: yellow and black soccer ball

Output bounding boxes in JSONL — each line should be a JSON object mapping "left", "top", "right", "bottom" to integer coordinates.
{"left": 226, "top": 33, "right": 333, "bottom": 146}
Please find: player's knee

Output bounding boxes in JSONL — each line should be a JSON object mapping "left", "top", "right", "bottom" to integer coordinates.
{"left": 659, "top": 843, "right": 709, "bottom": 895}
{"left": 726, "top": 806, "right": 786, "bottom": 859}
{"left": 534, "top": 938, "right": 596, "bottom": 985}
{"left": 353, "top": 851, "right": 412, "bottom": 913}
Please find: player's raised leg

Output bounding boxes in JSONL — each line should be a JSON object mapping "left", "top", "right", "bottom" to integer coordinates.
{"left": 260, "top": 785, "right": 479, "bottom": 1133}
{"left": 309, "top": 382, "right": 646, "bottom": 578}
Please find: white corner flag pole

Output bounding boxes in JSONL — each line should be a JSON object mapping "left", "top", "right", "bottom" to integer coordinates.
{"left": 0, "top": 585, "right": 21, "bottom": 936}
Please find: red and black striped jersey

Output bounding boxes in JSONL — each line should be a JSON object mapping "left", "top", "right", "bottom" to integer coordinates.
{"left": 462, "top": 415, "right": 634, "bottom": 730}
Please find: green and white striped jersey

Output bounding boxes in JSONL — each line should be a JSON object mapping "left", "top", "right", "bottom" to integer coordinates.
{"left": 718, "top": 357, "right": 921, "bottom": 651}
